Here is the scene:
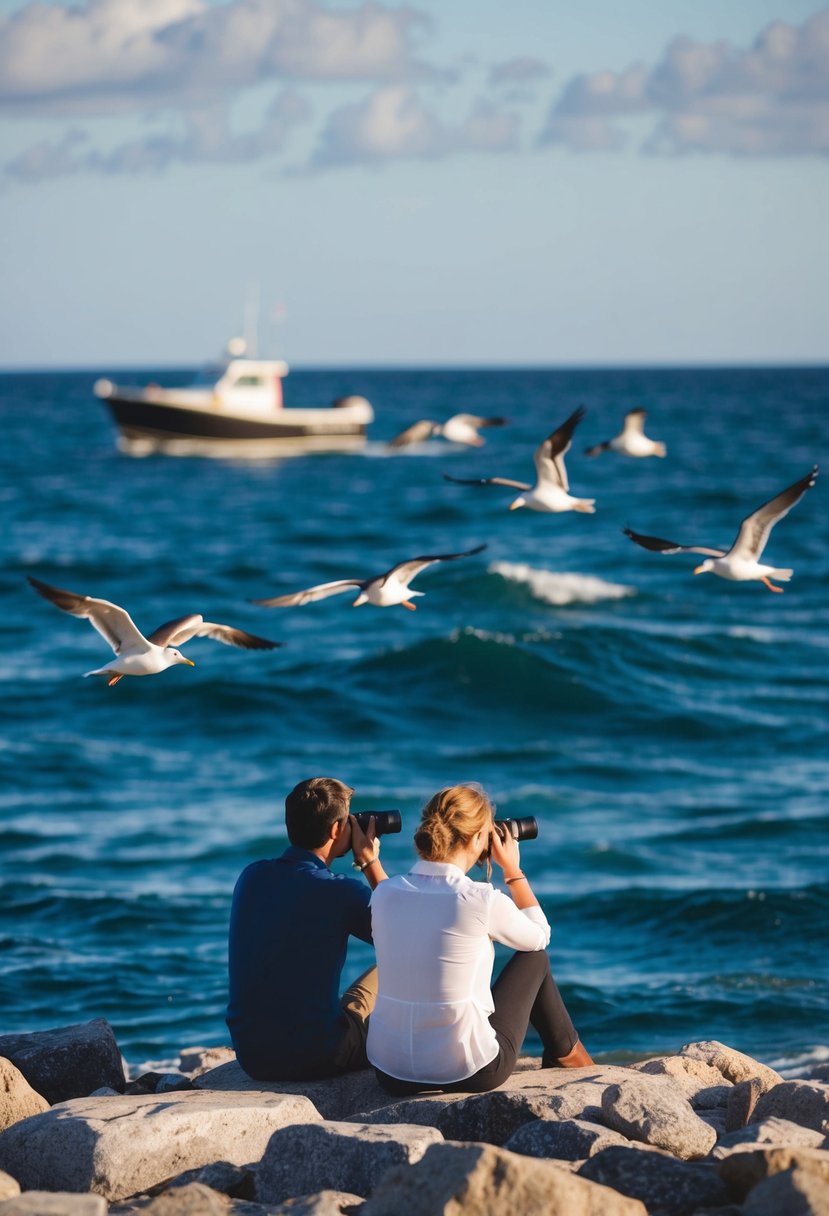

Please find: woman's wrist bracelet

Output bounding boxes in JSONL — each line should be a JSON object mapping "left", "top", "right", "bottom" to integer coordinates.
{"left": 505, "top": 873, "right": 527, "bottom": 885}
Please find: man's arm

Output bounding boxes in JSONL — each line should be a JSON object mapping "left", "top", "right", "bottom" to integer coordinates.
{"left": 350, "top": 814, "right": 388, "bottom": 889}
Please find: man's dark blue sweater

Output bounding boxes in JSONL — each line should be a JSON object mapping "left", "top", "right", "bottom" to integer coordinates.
{"left": 226, "top": 845, "right": 372, "bottom": 1080}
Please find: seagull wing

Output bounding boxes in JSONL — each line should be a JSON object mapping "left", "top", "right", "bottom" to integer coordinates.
{"left": 149, "top": 615, "right": 281, "bottom": 650}
{"left": 448, "top": 414, "right": 507, "bottom": 430}
{"left": 533, "top": 406, "right": 586, "bottom": 491}
{"left": 27, "top": 576, "right": 149, "bottom": 653}
{"left": 622, "top": 409, "right": 647, "bottom": 436}
{"left": 728, "top": 465, "right": 819, "bottom": 561}
{"left": 584, "top": 440, "right": 611, "bottom": 457}
{"left": 442, "top": 473, "right": 531, "bottom": 490}
{"left": 251, "top": 580, "right": 363, "bottom": 608}
{"left": 388, "top": 420, "right": 438, "bottom": 447}
{"left": 380, "top": 544, "right": 488, "bottom": 587}
{"left": 622, "top": 529, "right": 726, "bottom": 558}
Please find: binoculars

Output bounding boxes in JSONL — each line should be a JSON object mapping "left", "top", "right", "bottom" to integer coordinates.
{"left": 352, "top": 810, "right": 538, "bottom": 844}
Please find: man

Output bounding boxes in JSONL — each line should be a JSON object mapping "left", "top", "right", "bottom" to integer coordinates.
{"left": 226, "top": 776, "right": 387, "bottom": 1080}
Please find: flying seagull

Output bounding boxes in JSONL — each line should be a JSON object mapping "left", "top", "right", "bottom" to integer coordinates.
{"left": 623, "top": 465, "right": 818, "bottom": 592}
{"left": 389, "top": 414, "right": 507, "bottom": 449}
{"left": 444, "top": 407, "right": 595, "bottom": 513}
{"left": 585, "top": 409, "right": 666, "bottom": 458}
{"left": 28, "top": 576, "right": 281, "bottom": 686}
{"left": 252, "top": 544, "right": 487, "bottom": 611}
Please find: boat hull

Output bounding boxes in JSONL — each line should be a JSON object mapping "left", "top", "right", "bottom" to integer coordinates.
{"left": 103, "top": 394, "right": 371, "bottom": 458}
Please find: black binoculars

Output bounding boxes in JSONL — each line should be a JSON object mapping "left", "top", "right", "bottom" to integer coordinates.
{"left": 352, "top": 810, "right": 402, "bottom": 837}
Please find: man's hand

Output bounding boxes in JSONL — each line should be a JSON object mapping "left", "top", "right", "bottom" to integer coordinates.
{"left": 350, "top": 814, "right": 380, "bottom": 870}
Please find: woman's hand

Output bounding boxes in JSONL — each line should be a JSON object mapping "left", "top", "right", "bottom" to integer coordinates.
{"left": 489, "top": 823, "right": 521, "bottom": 877}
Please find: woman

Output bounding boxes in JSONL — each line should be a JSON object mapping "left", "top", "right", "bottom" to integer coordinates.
{"left": 367, "top": 784, "right": 592, "bottom": 1094}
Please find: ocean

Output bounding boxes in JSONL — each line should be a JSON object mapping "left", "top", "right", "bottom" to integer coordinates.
{"left": 1, "top": 365, "right": 826, "bottom": 1074}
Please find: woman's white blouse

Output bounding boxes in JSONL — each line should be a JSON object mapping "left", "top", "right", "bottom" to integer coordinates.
{"left": 367, "top": 860, "right": 551, "bottom": 1084}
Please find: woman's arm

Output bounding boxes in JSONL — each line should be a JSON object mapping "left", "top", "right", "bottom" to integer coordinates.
{"left": 489, "top": 824, "right": 537, "bottom": 909}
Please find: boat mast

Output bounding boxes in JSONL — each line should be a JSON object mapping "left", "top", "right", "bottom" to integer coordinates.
{"left": 244, "top": 280, "right": 260, "bottom": 358}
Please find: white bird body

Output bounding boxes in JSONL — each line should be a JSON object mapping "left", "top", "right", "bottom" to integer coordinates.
{"left": 28, "top": 577, "right": 280, "bottom": 685}
{"left": 586, "top": 409, "right": 666, "bottom": 458}
{"left": 254, "top": 545, "right": 486, "bottom": 612}
{"left": 624, "top": 465, "right": 818, "bottom": 591}
{"left": 445, "top": 407, "right": 595, "bottom": 515}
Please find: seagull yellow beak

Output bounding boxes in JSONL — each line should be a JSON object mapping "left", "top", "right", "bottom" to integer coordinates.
{"left": 693, "top": 565, "right": 704, "bottom": 575}
{"left": 508, "top": 501, "right": 521, "bottom": 511}
{"left": 184, "top": 657, "right": 196, "bottom": 666}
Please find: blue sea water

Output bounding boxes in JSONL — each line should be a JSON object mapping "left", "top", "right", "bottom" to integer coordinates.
{"left": 1, "top": 365, "right": 827, "bottom": 1074}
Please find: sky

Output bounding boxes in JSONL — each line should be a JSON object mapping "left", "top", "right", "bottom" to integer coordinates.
{"left": 0, "top": 0, "right": 827, "bottom": 367}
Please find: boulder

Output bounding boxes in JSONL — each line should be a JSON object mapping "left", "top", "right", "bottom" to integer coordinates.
{"left": 0, "top": 1090, "right": 321, "bottom": 1201}
{"left": 714, "top": 1116, "right": 826, "bottom": 1159}
{"left": 256, "top": 1118, "right": 442, "bottom": 1206}
{"left": 142, "top": 1183, "right": 229, "bottom": 1215}
{"left": 254, "top": 1121, "right": 442, "bottom": 1204}
{"left": 718, "top": 1146, "right": 829, "bottom": 1200}
{"left": 0, "top": 1020, "right": 125, "bottom": 1104}
{"left": 266, "top": 1194, "right": 365, "bottom": 1215}
{"left": 751, "top": 1081, "right": 829, "bottom": 1134}
{"left": 125, "top": 1072, "right": 168, "bottom": 1096}
{"left": 579, "top": 1144, "right": 730, "bottom": 1215}
{"left": 679, "top": 1042, "right": 782, "bottom": 1090}
{"left": 633, "top": 1055, "right": 732, "bottom": 1108}
{"left": 600, "top": 1077, "right": 717, "bottom": 1159}
{"left": 0, "top": 1195, "right": 107, "bottom": 1215}
{"left": 155, "top": 1074, "right": 195, "bottom": 1094}
{"left": 178, "top": 1049, "right": 236, "bottom": 1079}
{"left": 505, "top": 1117, "right": 631, "bottom": 1161}
{"left": 742, "top": 1167, "right": 829, "bottom": 1215}
{"left": 195, "top": 1063, "right": 391, "bottom": 1122}
{"left": 0, "top": 1059, "right": 49, "bottom": 1132}
{"left": 360, "top": 1141, "right": 648, "bottom": 1215}
{"left": 0, "top": 1173, "right": 20, "bottom": 1202}
{"left": 435, "top": 1091, "right": 560, "bottom": 1146}
{"left": 725, "top": 1078, "right": 775, "bottom": 1131}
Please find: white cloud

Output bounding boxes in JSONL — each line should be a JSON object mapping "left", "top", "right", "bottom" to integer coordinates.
{"left": 488, "top": 56, "right": 550, "bottom": 88}
{"left": 540, "top": 8, "right": 829, "bottom": 156}
{"left": 0, "top": 0, "right": 432, "bottom": 115}
{"left": 309, "top": 85, "right": 519, "bottom": 167}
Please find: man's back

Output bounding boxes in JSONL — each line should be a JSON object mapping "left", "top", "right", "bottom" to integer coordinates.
{"left": 226, "top": 845, "right": 372, "bottom": 1079}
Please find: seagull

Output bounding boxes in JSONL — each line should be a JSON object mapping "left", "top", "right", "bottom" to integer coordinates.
{"left": 252, "top": 545, "right": 487, "bottom": 611}
{"left": 585, "top": 409, "right": 666, "bottom": 458}
{"left": 28, "top": 576, "right": 281, "bottom": 686}
{"left": 444, "top": 407, "right": 595, "bottom": 513}
{"left": 623, "top": 465, "right": 818, "bottom": 592}
{"left": 389, "top": 414, "right": 507, "bottom": 449}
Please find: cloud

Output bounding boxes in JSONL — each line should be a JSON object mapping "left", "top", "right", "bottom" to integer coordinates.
{"left": 4, "top": 89, "right": 312, "bottom": 180}
{"left": 0, "top": 0, "right": 433, "bottom": 116}
{"left": 488, "top": 56, "right": 550, "bottom": 88}
{"left": 309, "top": 85, "right": 519, "bottom": 167}
{"left": 540, "top": 8, "right": 829, "bottom": 155}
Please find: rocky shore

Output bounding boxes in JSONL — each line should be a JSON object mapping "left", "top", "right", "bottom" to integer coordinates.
{"left": 0, "top": 1020, "right": 827, "bottom": 1214}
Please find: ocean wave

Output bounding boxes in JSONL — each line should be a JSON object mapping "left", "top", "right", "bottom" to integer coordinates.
{"left": 488, "top": 562, "right": 636, "bottom": 606}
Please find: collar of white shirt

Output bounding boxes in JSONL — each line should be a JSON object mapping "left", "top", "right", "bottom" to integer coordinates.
{"left": 409, "top": 860, "right": 470, "bottom": 882}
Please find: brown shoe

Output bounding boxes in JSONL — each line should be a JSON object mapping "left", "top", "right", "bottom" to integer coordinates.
{"left": 545, "top": 1039, "right": 594, "bottom": 1068}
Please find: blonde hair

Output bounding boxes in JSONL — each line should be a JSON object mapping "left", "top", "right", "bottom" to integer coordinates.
{"left": 414, "top": 784, "right": 493, "bottom": 862}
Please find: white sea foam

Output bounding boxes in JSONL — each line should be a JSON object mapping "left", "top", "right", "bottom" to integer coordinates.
{"left": 489, "top": 562, "right": 636, "bottom": 606}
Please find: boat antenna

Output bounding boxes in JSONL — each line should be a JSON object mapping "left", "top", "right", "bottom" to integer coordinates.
{"left": 244, "top": 280, "right": 260, "bottom": 358}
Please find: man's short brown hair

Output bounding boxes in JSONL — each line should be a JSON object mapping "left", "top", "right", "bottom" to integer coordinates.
{"left": 285, "top": 777, "right": 355, "bottom": 849}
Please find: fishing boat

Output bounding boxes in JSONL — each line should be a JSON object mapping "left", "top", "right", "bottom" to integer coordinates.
{"left": 94, "top": 339, "right": 373, "bottom": 457}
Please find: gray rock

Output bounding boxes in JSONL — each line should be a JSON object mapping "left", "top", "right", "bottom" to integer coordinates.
{"left": 195, "top": 1064, "right": 391, "bottom": 1122}
{"left": 579, "top": 1144, "right": 730, "bottom": 1215}
{"left": 505, "top": 1117, "right": 631, "bottom": 1161}
{"left": 679, "top": 1041, "right": 782, "bottom": 1089}
{"left": 634, "top": 1055, "right": 733, "bottom": 1109}
{"left": 89, "top": 1088, "right": 120, "bottom": 1098}
{"left": 0, "top": 1090, "right": 321, "bottom": 1201}
{"left": 178, "top": 1049, "right": 236, "bottom": 1079}
{"left": 0, "top": 1173, "right": 19, "bottom": 1202}
{"left": 0, "top": 1020, "right": 125, "bottom": 1104}
{"left": 266, "top": 1194, "right": 364, "bottom": 1215}
{"left": 143, "top": 1183, "right": 229, "bottom": 1215}
{"left": 0, "top": 1059, "right": 49, "bottom": 1131}
{"left": 0, "top": 1195, "right": 108, "bottom": 1215}
{"left": 435, "top": 1090, "right": 558, "bottom": 1146}
{"left": 601, "top": 1077, "right": 717, "bottom": 1159}
{"left": 125, "top": 1073, "right": 167, "bottom": 1096}
{"left": 360, "top": 1140, "right": 648, "bottom": 1214}
{"left": 714, "top": 1116, "right": 826, "bottom": 1159}
{"left": 802, "top": 1066, "right": 829, "bottom": 1085}
{"left": 742, "top": 1167, "right": 829, "bottom": 1215}
{"left": 718, "top": 1145, "right": 829, "bottom": 1200}
{"left": 751, "top": 1080, "right": 829, "bottom": 1134}
{"left": 254, "top": 1121, "right": 442, "bottom": 1204}
{"left": 726, "top": 1078, "right": 770, "bottom": 1131}
{"left": 155, "top": 1074, "right": 195, "bottom": 1094}
{"left": 697, "top": 1106, "right": 729, "bottom": 1138}
{"left": 154, "top": 1162, "right": 254, "bottom": 1200}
